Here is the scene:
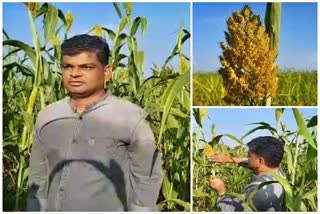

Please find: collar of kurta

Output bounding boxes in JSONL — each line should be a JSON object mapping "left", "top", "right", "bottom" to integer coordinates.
{"left": 67, "top": 89, "right": 113, "bottom": 114}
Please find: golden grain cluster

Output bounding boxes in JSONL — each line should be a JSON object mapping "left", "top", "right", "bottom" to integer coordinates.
{"left": 218, "top": 6, "right": 279, "bottom": 105}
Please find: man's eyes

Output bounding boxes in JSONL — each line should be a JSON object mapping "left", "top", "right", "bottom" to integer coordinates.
{"left": 83, "top": 66, "right": 94, "bottom": 70}
{"left": 63, "top": 65, "right": 72, "bottom": 70}
{"left": 63, "top": 65, "right": 94, "bottom": 70}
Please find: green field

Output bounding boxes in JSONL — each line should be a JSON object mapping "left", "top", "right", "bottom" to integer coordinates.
{"left": 193, "top": 108, "right": 317, "bottom": 211}
{"left": 193, "top": 70, "right": 317, "bottom": 106}
{"left": 3, "top": 3, "right": 190, "bottom": 211}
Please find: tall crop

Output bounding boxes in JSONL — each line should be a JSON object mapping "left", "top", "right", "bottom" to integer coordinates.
{"left": 3, "top": 2, "right": 190, "bottom": 211}
{"left": 192, "top": 108, "right": 317, "bottom": 211}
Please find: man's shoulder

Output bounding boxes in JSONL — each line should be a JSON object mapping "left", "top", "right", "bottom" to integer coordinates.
{"left": 36, "top": 98, "right": 69, "bottom": 128}
{"left": 108, "top": 95, "right": 147, "bottom": 118}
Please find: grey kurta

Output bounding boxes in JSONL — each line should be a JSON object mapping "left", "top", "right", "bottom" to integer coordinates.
{"left": 27, "top": 90, "right": 163, "bottom": 211}
{"left": 217, "top": 159, "right": 285, "bottom": 211}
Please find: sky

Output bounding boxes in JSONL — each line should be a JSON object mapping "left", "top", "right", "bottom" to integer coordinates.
{"left": 192, "top": 108, "right": 317, "bottom": 148}
{"left": 3, "top": 2, "right": 190, "bottom": 77}
{"left": 193, "top": 2, "right": 318, "bottom": 72}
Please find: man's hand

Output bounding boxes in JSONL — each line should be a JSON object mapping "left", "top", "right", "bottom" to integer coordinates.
{"left": 208, "top": 154, "right": 232, "bottom": 164}
{"left": 210, "top": 177, "right": 226, "bottom": 195}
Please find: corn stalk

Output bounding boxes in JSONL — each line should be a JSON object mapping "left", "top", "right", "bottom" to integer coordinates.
{"left": 264, "top": 3, "right": 281, "bottom": 106}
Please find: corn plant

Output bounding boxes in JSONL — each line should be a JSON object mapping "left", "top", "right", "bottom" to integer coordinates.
{"left": 3, "top": 3, "right": 69, "bottom": 210}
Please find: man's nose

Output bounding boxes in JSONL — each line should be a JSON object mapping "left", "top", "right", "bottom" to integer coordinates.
{"left": 70, "top": 67, "right": 82, "bottom": 77}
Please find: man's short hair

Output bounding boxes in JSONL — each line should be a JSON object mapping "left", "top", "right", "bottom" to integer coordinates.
{"left": 61, "top": 34, "right": 110, "bottom": 66}
{"left": 247, "top": 136, "right": 284, "bottom": 168}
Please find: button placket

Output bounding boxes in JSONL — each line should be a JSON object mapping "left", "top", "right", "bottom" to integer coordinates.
{"left": 57, "top": 116, "right": 83, "bottom": 210}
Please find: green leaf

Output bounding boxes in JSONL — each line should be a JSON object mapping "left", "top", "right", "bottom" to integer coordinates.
{"left": 292, "top": 108, "right": 316, "bottom": 150}
{"left": 118, "top": 16, "right": 129, "bottom": 34}
{"left": 133, "top": 50, "right": 144, "bottom": 77}
{"left": 241, "top": 123, "right": 278, "bottom": 140}
{"left": 307, "top": 115, "right": 317, "bottom": 128}
{"left": 302, "top": 186, "right": 317, "bottom": 199}
{"left": 147, "top": 104, "right": 189, "bottom": 119}
{"left": 230, "top": 170, "right": 253, "bottom": 188}
{"left": 269, "top": 172, "right": 295, "bottom": 210}
{"left": 141, "top": 18, "right": 147, "bottom": 37}
{"left": 293, "top": 175, "right": 305, "bottom": 211}
{"left": 284, "top": 146, "right": 293, "bottom": 174}
{"left": 112, "top": 53, "right": 127, "bottom": 70}
{"left": 3, "top": 29, "right": 10, "bottom": 39}
{"left": 22, "top": 168, "right": 29, "bottom": 183}
{"left": 114, "top": 33, "right": 127, "bottom": 52}
{"left": 210, "top": 135, "right": 223, "bottom": 146}
{"left": 193, "top": 189, "right": 212, "bottom": 198}
{"left": 162, "top": 174, "right": 175, "bottom": 200}
{"left": 3, "top": 62, "right": 34, "bottom": 78}
{"left": 223, "top": 134, "right": 243, "bottom": 145}
{"left": 3, "top": 141, "right": 17, "bottom": 148}
{"left": 164, "top": 29, "right": 190, "bottom": 67}
{"left": 193, "top": 108, "right": 202, "bottom": 128}
{"left": 130, "top": 17, "right": 142, "bottom": 36}
{"left": 102, "top": 27, "right": 116, "bottom": 41}
{"left": 306, "top": 145, "right": 317, "bottom": 163}
{"left": 3, "top": 40, "right": 36, "bottom": 67}
{"left": 166, "top": 114, "right": 179, "bottom": 129}
{"left": 130, "top": 17, "right": 148, "bottom": 37}
{"left": 113, "top": 3, "right": 122, "bottom": 19}
{"left": 157, "top": 72, "right": 190, "bottom": 145}
{"left": 182, "top": 88, "right": 190, "bottom": 111}
{"left": 43, "top": 4, "right": 59, "bottom": 43}
{"left": 3, "top": 47, "right": 21, "bottom": 61}
{"left": 177, "top": 21, "right": 184, "bottom": 53}
{"left": 165, "top": 199, "right": 190, "bottom": 211}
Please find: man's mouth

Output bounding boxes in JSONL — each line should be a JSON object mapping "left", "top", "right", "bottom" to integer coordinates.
{"left": 69, "top": 81, "right": 85, "bottom": 86}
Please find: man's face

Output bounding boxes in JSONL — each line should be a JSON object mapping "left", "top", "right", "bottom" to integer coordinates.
{"left": 62, "top": 52, "right": 111, "bottom": 98}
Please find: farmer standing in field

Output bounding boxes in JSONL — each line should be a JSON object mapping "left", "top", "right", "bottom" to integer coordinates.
{"left": 209, "top": 136, "right": 285, "bottom": 211}
{"left": 27, "top": 34, "right": 163, "bottom": 211}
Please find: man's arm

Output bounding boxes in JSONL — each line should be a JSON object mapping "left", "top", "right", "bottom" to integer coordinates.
{"left": 209, "top": 154, "right": 252, "bottom": 169}
{"left": 27, "top": 126, "right": 48, "bottom": 211}
{"left": 214, "top": 181, "right": 258, "bottom": 211}
{"left": 210, "top": 177, "right": 251, "bottom": 211}
{"left": 208, "top": 154, "right": 245, "bottom": 164}
{"left": 127, "top": 117, "right": 163, "bottom": 211}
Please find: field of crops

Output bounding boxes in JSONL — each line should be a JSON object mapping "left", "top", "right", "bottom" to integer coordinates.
{"left": 193, "top": 71, "right": 317, "bottom": 106}
{"left": 3, "top": 3, "right": 190, "bottom": 211}
{"left": 192, "top": 108, "right": 317, "bottom": 211}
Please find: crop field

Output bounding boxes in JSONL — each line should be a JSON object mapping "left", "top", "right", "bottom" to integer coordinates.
{"left": 193, "top": 108, "right": 317, "bottom": 211}
{"left": 3, "top": 3, "right": 190, "bottom": 211}
{"left": 193, "top": 71, "right": 317, "bottom": 106}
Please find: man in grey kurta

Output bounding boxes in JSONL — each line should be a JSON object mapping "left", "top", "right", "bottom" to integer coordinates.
{"left": 27, "top": 35, "right": 163, "bottom": 211}
{"left": 209, "top": 136, "right": 285, "bottom": 211}
{"left": 216, "top": 159, "right": 285, "bottom": 211}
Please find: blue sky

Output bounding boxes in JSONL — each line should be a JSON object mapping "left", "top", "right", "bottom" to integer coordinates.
{"left": 193, "top": 2, "right": 317, "bottom": 71}
{"left": 3, "top": 2, "right": 190, "bottom": 77}
{"left": 193, "top": 108, "right": 317, "bottom": 148}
